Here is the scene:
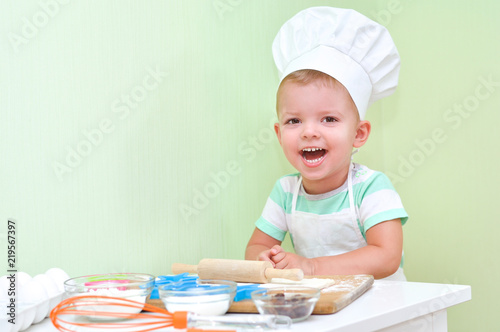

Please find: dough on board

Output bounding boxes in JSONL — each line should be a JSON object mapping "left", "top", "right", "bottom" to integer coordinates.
{"left": 266, "top": 278, "right": 337, "bottom": 289}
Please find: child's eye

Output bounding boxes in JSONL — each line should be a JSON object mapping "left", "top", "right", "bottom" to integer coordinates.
{"left": 322, "top": 116, "right": 337, "bottom": 123}
{"left": 285, "top": 118, "right": 300, "bottom": 125}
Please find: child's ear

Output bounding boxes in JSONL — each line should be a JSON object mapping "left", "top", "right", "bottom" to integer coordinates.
{"left": 274, "top": 122, "right": 282, "bottom": 145}
{"left": 353, "top": 120, "right": 371, "bottom": 148}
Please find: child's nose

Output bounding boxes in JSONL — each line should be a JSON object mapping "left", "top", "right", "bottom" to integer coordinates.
{"left": 301, "top": 122, "right": 320, "bottom": 139}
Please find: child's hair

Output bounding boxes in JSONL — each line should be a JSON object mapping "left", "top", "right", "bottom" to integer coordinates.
{"left": 276, "top": 69, "right": 358, "bottom": 118}
{"left": 280, "top": 69, "right": 337, "bottom": 87}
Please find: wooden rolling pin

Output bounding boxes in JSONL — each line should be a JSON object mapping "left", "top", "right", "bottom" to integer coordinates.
{"left": 171, "top": 259, "right": 304, "bottom": 283}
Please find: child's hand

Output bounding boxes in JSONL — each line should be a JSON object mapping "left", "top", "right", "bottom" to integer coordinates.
{"left": 269, "top": 245, "right": 315, "bottom": 275}
{"left": 256, "top": 245, "right": 283, "bottom": 267}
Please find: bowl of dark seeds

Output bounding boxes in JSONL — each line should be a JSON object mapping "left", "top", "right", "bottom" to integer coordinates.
{"left": 251, "top": 286, "right": 320, "bottom": 322}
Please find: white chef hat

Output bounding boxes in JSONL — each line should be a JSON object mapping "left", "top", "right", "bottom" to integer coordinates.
{"left": 272, "top": 7, "right": 400, "bottom": 119}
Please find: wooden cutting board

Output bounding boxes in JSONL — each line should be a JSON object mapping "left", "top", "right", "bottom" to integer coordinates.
{"left": 228, "top": 275, "right": 373, "bottom": 314}
{"left": 147, "top": 275, "right": 373, "bottom": 315}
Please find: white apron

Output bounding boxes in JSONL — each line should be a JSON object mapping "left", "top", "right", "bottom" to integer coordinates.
{"left": 288, "top": 162, "right": 406, "bottom": 281}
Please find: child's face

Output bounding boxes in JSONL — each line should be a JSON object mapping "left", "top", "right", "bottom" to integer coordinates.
{"left": 275, "top": 80, "right": 369, "bottom": 194}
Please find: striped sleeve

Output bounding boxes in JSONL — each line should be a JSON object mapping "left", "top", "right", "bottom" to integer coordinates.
{"left": 357, "top": 171, "right": 408, "bottom": 233}
{"left": 255, "top": 176, "right": 295, "bottom": 241}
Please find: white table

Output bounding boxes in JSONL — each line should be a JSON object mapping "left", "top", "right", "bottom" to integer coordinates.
{"left": 24, "top": 280, "right": 471, "bottom": 332}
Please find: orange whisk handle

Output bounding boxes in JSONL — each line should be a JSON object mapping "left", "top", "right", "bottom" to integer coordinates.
{"left": 174, "top": 311, "right": 292, "bottom": 330}
{"left": 173, "top": 311, "right": 189, "bottom": 329}
{"left": 173, "top": 313, "right": 236, "bottom": 332}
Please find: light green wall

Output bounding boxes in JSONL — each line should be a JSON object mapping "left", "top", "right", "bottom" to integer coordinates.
{"left": 1, "top": 1, "right": 498, "bottom": 330}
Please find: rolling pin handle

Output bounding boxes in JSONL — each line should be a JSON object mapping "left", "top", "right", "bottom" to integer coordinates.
{"left": 171, "top": 263, "right": 198, "bottom": 275}
{"left": 264, "top": 267, "right": 304, "bottom": 281}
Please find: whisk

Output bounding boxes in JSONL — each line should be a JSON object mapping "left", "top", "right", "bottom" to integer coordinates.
{"left": 50, "top": 295, "right": 292, "bottom": 332}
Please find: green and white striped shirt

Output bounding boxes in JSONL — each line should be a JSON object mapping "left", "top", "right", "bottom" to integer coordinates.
{"left": 256, "top": 164, "right": 408, "bottom": 245}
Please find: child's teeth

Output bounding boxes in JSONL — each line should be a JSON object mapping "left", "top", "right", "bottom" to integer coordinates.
{"left": 304, "top": 156, "right": 324, "bottom": 163}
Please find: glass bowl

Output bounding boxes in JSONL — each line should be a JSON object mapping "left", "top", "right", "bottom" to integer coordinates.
{"left": 251, "top": 286, "right": 320, "bottom": 322}
{"left": 63, "top": 273, "right": 155, "bottom": 319}
{"left": 159, "top": 279, "right": 237, "bottom": 316}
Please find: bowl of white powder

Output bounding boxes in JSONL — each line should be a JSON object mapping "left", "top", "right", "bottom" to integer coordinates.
{"left": 159, "top": 279, "right": 236, "bottom": 316}
{"left": 63, "top": 272, "right": 155, "bottom": 319}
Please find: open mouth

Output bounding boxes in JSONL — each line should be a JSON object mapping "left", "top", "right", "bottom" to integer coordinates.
{"left": 301, "top": 147, "right": 326, "bottom": 164}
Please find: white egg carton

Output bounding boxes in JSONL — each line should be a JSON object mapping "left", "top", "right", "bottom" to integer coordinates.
{"left": 0, "top": 268, "right": 69, "bottom": 332}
